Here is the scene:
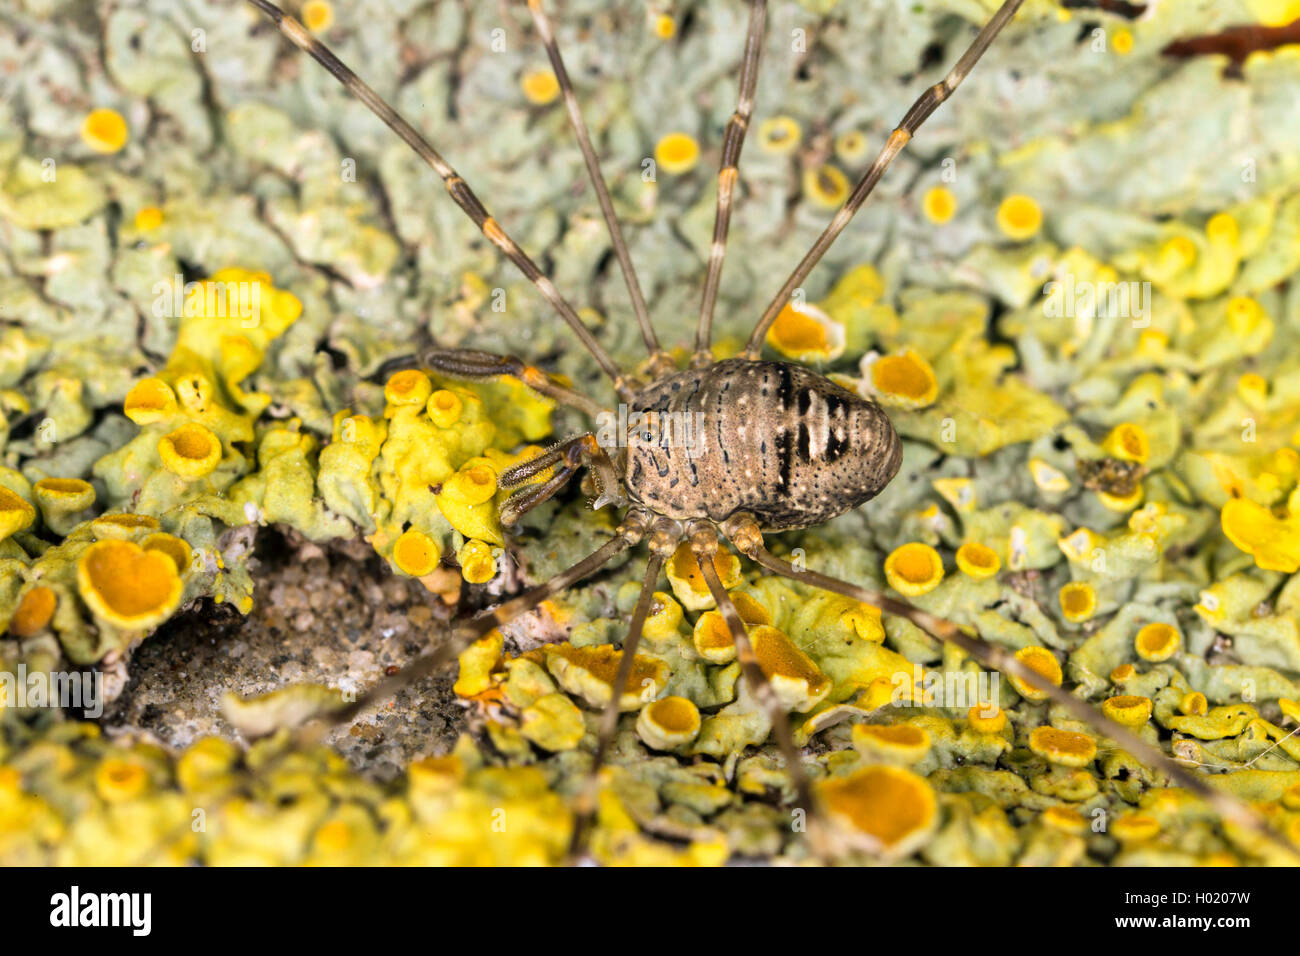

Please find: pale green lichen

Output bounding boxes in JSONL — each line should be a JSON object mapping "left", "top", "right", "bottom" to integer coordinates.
{"left": 3, "top": 0, "right": 1300, "bottom": 868}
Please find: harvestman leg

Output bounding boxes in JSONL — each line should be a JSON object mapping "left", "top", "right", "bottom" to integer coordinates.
{"left": 424, "top": 348, "right": 610, "bottom": 420}
{"left": 244, "top": 0, "right": 635, "bottom": 401}
{"left": 720, "top": 513, "right": 1300, "bottom": 859}
{"left": 568, "top": 549, "right": 669, "bottom": 858}
{"left": 692, "top": 0, "right": 768, "bottom": 368}
{"left": 526, "top": 0, "right": 672, "bottom": 376}
{"left": 496, "top": 433, "right": 625, "bottom": 527}
{"left": 690, "top": 521, "right": 821, "bottom": 833}
{"left": 743, "top": 0, "right": 1026, "bottom": 356}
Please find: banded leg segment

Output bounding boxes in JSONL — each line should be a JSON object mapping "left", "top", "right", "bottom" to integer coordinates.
{"left": 692, "top": 0, "right": 768, "bottom": 367}
{"left": 742, "top": 0, "right": 1025, "bottom": 358}
{"left": 497, "top": 433, "right": 625, "bottom": 526}
{"left": 425, "top": 348, "right": 608, "bottom": 419}
{"left": 526, "top": 0, "right": 670, "bottom": 373}
{"left": 568, "top": 549, "right": 669, "bottom": 859}
{"left": 689, "top": 522, "right": 819, "bottom": 827}
{"left": 244, "top": 0, "right": 633, "bottom": 400}
{"left": 721, "top": 514, "right": 1300, "bottom": 860}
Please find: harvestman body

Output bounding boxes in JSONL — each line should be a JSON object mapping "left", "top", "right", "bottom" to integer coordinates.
{"left": 243, "top": 0, "right": 1296, "bottom": 859}
{"left": 625, "top": 359, "right": 901, "bottom": 527}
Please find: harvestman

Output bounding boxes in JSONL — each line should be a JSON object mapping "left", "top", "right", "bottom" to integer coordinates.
{"left": 243, "top": 0, "right": 1295, "bottom": 858}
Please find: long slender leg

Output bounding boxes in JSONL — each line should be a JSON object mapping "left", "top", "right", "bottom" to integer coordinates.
{"left": 721, "top": 513, "right": 1300, "bottom": 860}
{"left": 692, "top": 0, "right": 768, "bottom": 368}
{"left": 244, "top": 0, "right": 634, "bottom": 400}
{"left": 497, "top": 433, "right": 625, "bottom": 526}
{"left": 741, "top": 0, "right": 1025, "bottom": 358}
{"left": 526, "top": 0, "right": 671, "bottom": 375}
{"left": 424, "top": 348, "right": 609, "bottom": 420}
{"left": 568, "top": 549, "right": 668, "bottom": 859}
{"left": 688, "top": 521, "right": 820, "bottom": 838}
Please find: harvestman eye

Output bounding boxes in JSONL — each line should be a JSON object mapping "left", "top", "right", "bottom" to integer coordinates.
{"left": 237, "top": 0, "right": 1298, "bottom": 861}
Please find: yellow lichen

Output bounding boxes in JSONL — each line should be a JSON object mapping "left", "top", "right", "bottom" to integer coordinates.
{"left": 80, "top": 108, "right": 128, "bottom": 154}
{"left": 869, "top": 350, "right": 938, "bottom": 408}
{"left": 94, "top": 758, "right": 149, "bottom": 803}
{"left": 454, "top": 631, "right": 503, "bottom": 697}
{"left": 764, "top": 302, "right": 845, "bottom": 363}
{"left": 637, "top": 696, "right": 701, "bottom": 750}
{"left": 520, "top": 69, "right": 560, "bottom": 106}
{"left": 757, "top": 116, "right": 801, "bottom": 154}
{"left": 9, "top": 586, "right": 56, "bottom": 638}
{"left": 301, "top": 0, "right": 334, "bottom": 32}
{"left": 996, "top": 194, "right": 1042, "bottom": 240}
{"left": 158, "top": 423, "right": 223, "bottom": 479}
{"left": 1112, "top": 813, "right": 1161, "bottom": 843}
{"left": 834, "top": 130, "right": 868, "bottom": 164}
{"left": 818, "top": 765, "right": 938, "bottom": 858}
{"left": 692, "top": 611, "right": 738, "bottom": 664}
{"left": 33, "top": 477, "right": 95, "bottom": 533}
{"left": 457, "top": 540, "right": 497, "bottom": 584}
{"left": 642, "top": 591, "right": 684, "bottom": 642}
{"left": 1028, "top": 727, "right": 1097, "bottom": 767}
{"left": 1134, "top": 621, "right": 1180, "bottom": 662}
{"left": 1041, "top": 806, "right": 1088, "bottom": 834}
{"left": 803, "top": 165, "right": 850, "bottom": 208}
{"left": 883, "top": 542, "right": 944, "bottom": 596}
{"left": 851, "top": 722, "right": 932, "bottom": 764}
{"left": 1101, "top": 695, "right": 1153, "bottom": 727}
{"left": 384, "top": 369, "right": 432, "bottom": 408}
{"left": 967, "top": 703, "right": 1006, "bottom": 734}
{"left": 142, "top": 533, "right": 193, "bottom": 575}
{"left": 1008, "top": 646, "right": 1063, "bottom": 702}
{"left": 0, "top": 486, "right": 35, "bottom": 541}
{"left": 1059, "top": 581, "right": 1097, "bottom": 623}
{"left": 519, "top": 694, "right": 585, "bottom": 752}
{"left": 751, "top": 624, "right": 832, "bottom": 711}
{"left": 921, "top": 186, "right": 957, "bottom": 224}
{"left": 77, "top": 539, "right": 184, "bottom": 630}
{"left": 426, "top": 389, "right": 463, "bottom": 428}
{"left": 654, "top": 132, "right": 700, "bottom": 175}
{"left": 1110, "top": 663, "right": 1136, "bottom": 683}
{"left": 122, "top": 378, "right": 178, "bottom": 424}
{"left": 1220, "top": 497, "right": 1300, "bottom": 573}
{"left": 1101, "top": 422, "right": 1149, "bottom": 464}
{"left": 392, "top": 528, "right": 442, "bottom": 577}
{"left": 90, "top": 513, "right": 160, "bottom": 540}
{"left": 545, "top": 643, "right": 670, "bottom": 710}
{"left": 955, "top": 542, "right": 1000, "bottom": 579}
{"left": 1029, "top": 458, "right": 1071, "bottom": 493}
{"left": 133, "top": 206, "right": 164, "bottom": 231}
{"left": 666, "top": 542, "right": 741, "bottom": 610}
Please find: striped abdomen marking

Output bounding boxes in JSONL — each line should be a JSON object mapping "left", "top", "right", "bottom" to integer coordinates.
{"left": 624, "top": 359, "right": 902, "bottom": 529}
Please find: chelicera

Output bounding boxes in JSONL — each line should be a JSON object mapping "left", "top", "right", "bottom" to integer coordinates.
{"left": 245, "top": 0, "right": 1291, "bottom": 858}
